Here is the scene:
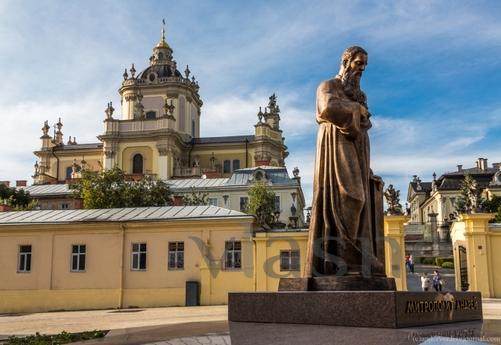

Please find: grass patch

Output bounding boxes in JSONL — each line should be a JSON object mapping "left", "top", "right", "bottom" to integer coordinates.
{"left": 4, "top": 330, "right": 107, "bottom": 345}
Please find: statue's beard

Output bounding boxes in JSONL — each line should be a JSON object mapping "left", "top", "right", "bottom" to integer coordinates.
{"left": 341, "top": 68, "right": 367, "bottom": 108}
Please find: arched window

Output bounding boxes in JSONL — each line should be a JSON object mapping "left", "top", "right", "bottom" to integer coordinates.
{"left": 132, "top": 154, "right": 143, "bottom": 174}
{"left": 146, "top": 111, "right": 156, "bottom": 120}
{"left": 232, "top": 159, "right": 240, "bottom": 171}
{"left": 191, "top": 119, "right": 196, "bottom": 137}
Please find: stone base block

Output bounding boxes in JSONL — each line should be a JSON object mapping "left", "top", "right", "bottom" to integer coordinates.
{"left": 228, "top": 291, "right": 482, "bottom": 328}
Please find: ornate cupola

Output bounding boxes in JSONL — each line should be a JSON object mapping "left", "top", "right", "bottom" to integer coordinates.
{"left": 117, "top": 20, "right": 202, "bottom": 139}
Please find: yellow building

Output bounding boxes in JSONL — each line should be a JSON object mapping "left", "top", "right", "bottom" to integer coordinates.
{"left": 0, "top": 207, "right": 407, "bottom": 313}
{"left": 450, "top": 213, "right": 501, "bottom": 298}
{"left": 0, "top": 206, "right": 309, "bottom": 313}
{"left": 405, "top": 158, "right": 501, "bottom": 257}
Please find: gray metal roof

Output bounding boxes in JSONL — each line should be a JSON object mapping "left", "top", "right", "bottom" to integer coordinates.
{"left": 22, "top": 167, "right": 298, "bottom": 197}
{"left": 168, "top": 178, "right": 229, "bottom": 189}
{"left": 193, "top": 135, "right": 255, "bottom": 144}
{"left": 23, "top": 184, "right": 73, "bottom": 196}
{"left": 0, "top": 206, "right": 250, "bottom": 225}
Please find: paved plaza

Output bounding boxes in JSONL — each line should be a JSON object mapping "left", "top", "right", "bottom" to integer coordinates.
{"left": 0, "top": 299, "right": 500, "bottom": 344}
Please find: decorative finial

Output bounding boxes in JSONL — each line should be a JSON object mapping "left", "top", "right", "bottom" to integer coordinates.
{"left": 257, "top": 107, "right": 263, "bottom": 123}
{"left": 42, "top": 120, "right": 50, "bottom": 136}
{"left": 130, "top": 63, "right": 136, "bottom": 78}
{"left": 67, "top": 136, "right": 72, "bottom": 145}
{"left": 73, "top": 137, "right": 77, "bottom": 145}
{"left": 105, "top": 101, "right": 115, "bottom": 119}
{"left": 162, "top": 18, "right": 166, "bottom": 41}
{"left": 123, "top": 68, "right": 128, "bottom": 81}
{"left": 384, "top": 184, "right": 403, "bottom": 215}
{"left": 184, "top": 65, "right": 190, "bottom": 78}
{"left": 163, "top": 98, "right": 176, "bottom": 119}
{"left": 433, "top": 172, "right": 437, "bottom": 181}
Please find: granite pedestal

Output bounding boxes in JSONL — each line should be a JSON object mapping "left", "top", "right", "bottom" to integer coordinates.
{"left": 228, "top": 291, "right": 482, "bottom": 328}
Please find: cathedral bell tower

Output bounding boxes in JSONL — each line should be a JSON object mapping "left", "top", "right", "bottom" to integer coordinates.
{"left": 99, "top": 21, "right": 203, "bottom": 179}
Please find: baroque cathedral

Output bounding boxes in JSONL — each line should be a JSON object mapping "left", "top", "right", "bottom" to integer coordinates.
{"left": 29, "top": 26, "right": 305, "bottom": 227}
{"left": 34, "top": 28, "right": 287, "bottom": 184}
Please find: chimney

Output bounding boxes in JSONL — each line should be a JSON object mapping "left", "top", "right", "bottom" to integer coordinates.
{"left": 16, "top": 180, "right": 27, "bottom": 187}
{"left": 0, "top": 181, "right": 10, "bottom": 187}
{"left": 457, "top": 165, "right": 462, "bottom": 172}
{"left": 477, "top": 158, "right": 488, "bottom": 171}
{"left": 482, "top": 158, "right": 488, "bottom": 171}
{"left": 493, "top": 162, "right": 501, "bottom": 171}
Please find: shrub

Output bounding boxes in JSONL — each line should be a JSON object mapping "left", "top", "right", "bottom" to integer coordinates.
{"left": 442, "top": 261, "right": 454, "bottom": 269}
{"left": 5, "top": 330, "right": 107, "bottom": 345}
{"left": 435, "top": 257, "right": 454, "bottom": 266}
{"left": 421, "top": 257, "right": 435, "bottom": 265}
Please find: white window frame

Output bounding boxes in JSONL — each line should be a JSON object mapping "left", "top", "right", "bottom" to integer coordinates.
{"left": 224, "top": 241, "right": 242, "bottom": 270}
{"left": 71, "top": 244, "right": 86, "bottom": 272}
{"left": 131, "top": 243, "right": 147, "bottom": 271}
{"left": 168, "top": 242, "right": 184, "bottom": 270}
{"left": 18, "top": 244, "right": 32, "bottom": 273}
{"left": 208, "top": 197, "right": 218, "bottom": 207}
{"left": 239, "top": 197, "right": 248, "bottom": 212}
{"left": 280, "top": 250, "right": 300, "bottom": 271}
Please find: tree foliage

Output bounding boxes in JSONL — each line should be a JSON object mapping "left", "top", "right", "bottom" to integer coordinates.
{"left": 247, "top": 181, "right": 276, "bottom": 226}
{"left": 0, "top": 184, "right": 33, "bottom": 210}
{"left": 454, "top": 174, "right": 483, "bottom": 215}
{"left": 180, "top": 188, "right": 209, "bottom": 206}
{"left": 70, "top": 167, "right": 173, "bottom": 209}
{"left": 483, "top": 195, "right": 501, "bottom": 223}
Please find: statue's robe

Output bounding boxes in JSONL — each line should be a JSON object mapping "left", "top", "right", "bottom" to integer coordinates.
{"left": 305, "top": 77, "right": 383, "bottom": 277}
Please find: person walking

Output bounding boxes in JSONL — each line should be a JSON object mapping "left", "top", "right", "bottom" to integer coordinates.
{"left": 421, "top": 272, "right": 431, "bottom": 292}
{"left": 409, "top": 255, "right": 415, "bottom": 274}
{"left": 433, "top": 270, "right": 443, "bottom": 292}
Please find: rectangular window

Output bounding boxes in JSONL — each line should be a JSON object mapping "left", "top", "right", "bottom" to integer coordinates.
{"left": 18, "top": 245, "right": 32, "bottom": 272}
{"left": 71, "top": 244, "right": 86, "bottom": 272}
{"left": 225, "top": 241, "right": 241, "bottom": 270}
{"left": 223, "top": 160, "right": 231, "bottom": 173}
{"left": 239, "top": 197, "right": 248, "bottom": 212}
{"left": 168, "top": 242, "right": 184, "bottom": 270}
{"left": 61, "top": 203, "right": 69, "bottom": 209}
{"left": 274, "top": 195, "right": 280, "bottom": 212}
{"left": 208, "top": 198, "right": 218, "bottom": 206}
{"left": 131, "top": 243, "right": 147, "bottom": 270}
{"left": 280, "top": 250, "right": 300, "bottom": 271}
{"left": 232, "top": 159, "right": 240, "bottom": 171}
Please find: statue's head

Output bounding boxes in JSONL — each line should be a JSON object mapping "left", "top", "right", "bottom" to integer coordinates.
{"left": 338, "top": 46, "right": 368, "bottom": 107}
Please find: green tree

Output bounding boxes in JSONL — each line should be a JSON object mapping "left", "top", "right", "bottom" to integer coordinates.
{"left": 0, "top": 184, "right": 33, "bottom": 209}
{"left": 70, "top": 167, "right": 172, "bottom": 209}
{"left": 483, "top": 195, "right": 501, "bottom": 223}
{"left": 454, "top": 174, "right": 483, "bottom": 215}
{"left": 247, "top": 181, "right": 276, "bottom": 227}
{"left": 181, "top": 188, "right": 209, "bottom": 206}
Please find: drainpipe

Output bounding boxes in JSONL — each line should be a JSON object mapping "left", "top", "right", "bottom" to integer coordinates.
{"left": 119, "top": 223, "right": 126, "bottom": 309}
{"left": 245, "top": 138, "right": 249, "bottom": 168}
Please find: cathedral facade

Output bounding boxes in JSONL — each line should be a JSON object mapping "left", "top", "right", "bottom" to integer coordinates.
{"left": 33, "top": 31, "right": 287, "bottom": 184}
{"left": 29, "top": 28, "right": 305, "bottom": 227}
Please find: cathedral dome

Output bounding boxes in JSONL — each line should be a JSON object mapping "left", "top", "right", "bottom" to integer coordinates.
{"left": 137, "top": 64, "right": 182, "bottom": 81}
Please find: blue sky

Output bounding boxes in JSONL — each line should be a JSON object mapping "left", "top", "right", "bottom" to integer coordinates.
{"left": 1, "top": 0, "right": 501, "bottom": 206}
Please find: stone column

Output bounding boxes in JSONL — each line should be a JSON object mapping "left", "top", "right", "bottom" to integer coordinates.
{"left": 461, "top": 213, "right": 495, "bottom": 297}
{"left": 384, "top": 215, "right": 409, "bottom": 291}
{"left": 429, "top": 212, "right": 440, "bottom": 256}
{"left": 157, "top": 149, "right": 168, "bottom": 180}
